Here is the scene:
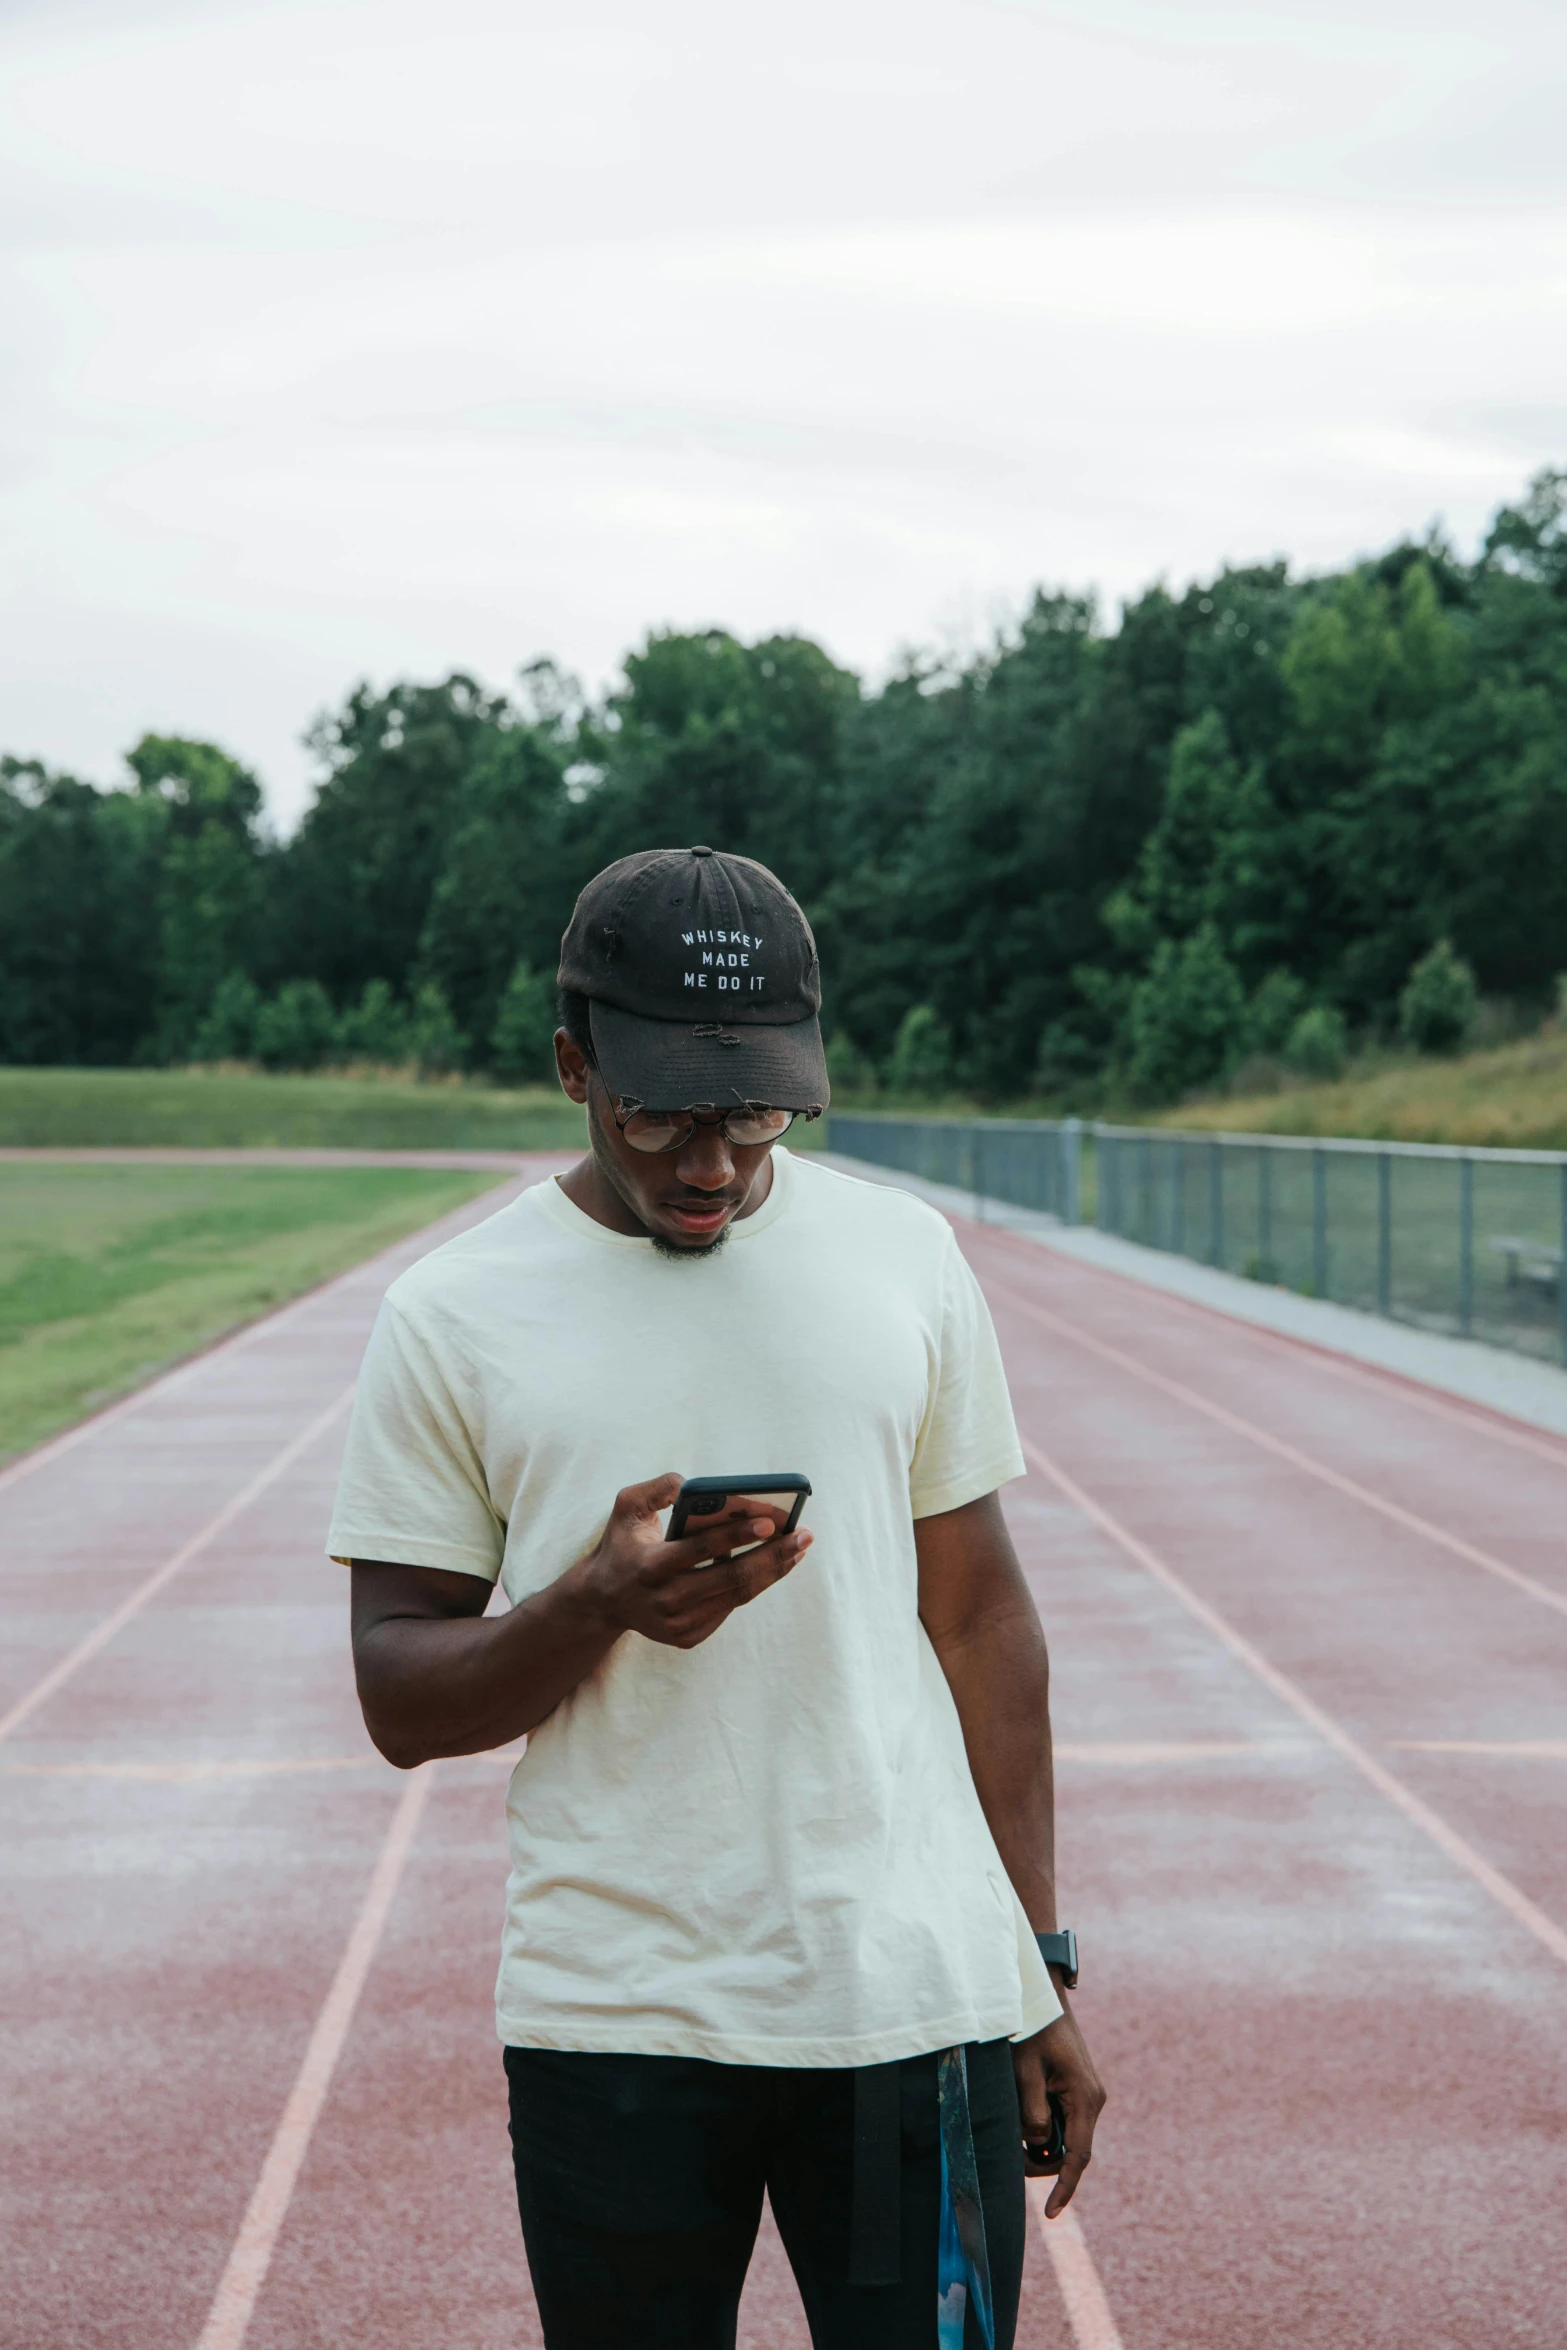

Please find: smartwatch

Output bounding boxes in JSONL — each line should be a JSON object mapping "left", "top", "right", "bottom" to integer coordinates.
{"left": 1035, "top": 1928, "right": 1079, "bottom": 1990}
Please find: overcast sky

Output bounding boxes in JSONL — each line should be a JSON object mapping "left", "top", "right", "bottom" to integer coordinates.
{"left": 3, "top": 0, "right": 1565, "bottom": 827}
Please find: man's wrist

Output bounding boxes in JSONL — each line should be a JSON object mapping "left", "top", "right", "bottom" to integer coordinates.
{"left": 561, "top": 1546, "right": 626, "bottom": 1639}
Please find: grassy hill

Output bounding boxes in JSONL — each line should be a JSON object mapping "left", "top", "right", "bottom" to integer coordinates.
{"left": 1160, "top": 1030, "right": 1567, "bottom": 1152}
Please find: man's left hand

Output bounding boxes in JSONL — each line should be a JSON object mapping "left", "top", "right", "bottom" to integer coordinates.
{"left": 1014, "top": 2004, "right": 1106, "bottom": 2217}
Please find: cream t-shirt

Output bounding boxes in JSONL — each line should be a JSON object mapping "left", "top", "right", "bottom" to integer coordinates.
{"left": 328, "top": 1148, "right": 1061, "bottom": 2065}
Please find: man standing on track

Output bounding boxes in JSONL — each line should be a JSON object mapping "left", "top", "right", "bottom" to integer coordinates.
{"left": 331, "top": 845, "right": 1104, "bottom": 2349}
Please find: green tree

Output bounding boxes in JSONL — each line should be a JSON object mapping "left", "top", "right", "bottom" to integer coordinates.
{"left": 0, "top": 761, "right": 164, "bottom": 1065}
{"left": 192, "top": 970, "right": 262, "bottom": 1061}
{"left": 408, "top": 981, "right": 463, "bottom": 1076}
{"left": 1483, "top": 467, "right": 1567, "bottom": 595}
{"left": 337, "top": 978, "right": 410, "bottom": 1064}
{"left": 127, "top": 734, "right": 267, "bottom": 1058}
{"left": 8, "top": 463, "right": 1567, "bottom": 1097}
{"left": 825, "top": 1030, "right": 877, "bottom": 1094}
{"left": 1126, "top": 923, "right": 1246, "bottom": 1101}
{"left": 887, "top": 1004, "right": 953, "bottom": 1096}
{"left": 279, "top": 676, "right": 514, "bottom": 1004}
{"left": 489, "top": 962, "right": 559, "bottom": 1084}
{"left": 1399, "top": 940, "right": 1478, "bottom": 1054}
{"left": 1282, "top": 560, "right": 1464, "bottom": 775}
{"left": 1284, "top": 1004, "right": 1348, "bottom": 1080}
{"left": 254, "top": 979, "right": 337, "bottom": 1071}
{"left": 579, "top": 631, "right": 856, "bottom": 910}
{"left": 416, "top": 727, "right": 571, "bottom": 1061}
{"left": 817, "top": 591, "right": 1142, "bottom": 1092}
{"left": 1122, "top": 709, "right": 1241, "bottom": 940}
{"left": 1245, "top": 969, "right": 1306, "bottom": 1056}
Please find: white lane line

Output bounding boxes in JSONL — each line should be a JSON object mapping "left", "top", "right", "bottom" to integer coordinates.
{"left": 0, "top": 1744, "right": 526, "bottom": 1784}
{"left": 1022, "top": 1435, "right": 1567, "bottom": 1971}
{"left": 0, "top": 1383, "right": 356, "bottom": 1745}
{"left": 1390, "top": 1739, "right": 1567, "bottom": 1758}
{"left": 1026, "top": 2179, "right": 1125, "bottom": 2350}
{"left": 982, "top": 1218, "right": 1567, "bottom": 1476}
{"left": 0, "top": 1753, "right": 384, "bottom": 1782}
{"left": 1002, "top": 1291, "right": 1567, "bottom": 1624}
{"left": 193, "top": 1764, "right": 435, "bottom": 2350}
{"left": 1055, "top": 1740, "right": 1279, "bottom": 1765}
{"left": 0, "top": 1171, "right": 531, "bottom": 1500}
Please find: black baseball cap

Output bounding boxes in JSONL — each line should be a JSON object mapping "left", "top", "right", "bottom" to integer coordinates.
{"left": 558, "top": 846, "right": 830, "bottom": 1112}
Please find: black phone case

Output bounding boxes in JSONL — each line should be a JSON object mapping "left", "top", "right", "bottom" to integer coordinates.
{"left": 667, "top": 1475, "right": 811, "bottom": 1539}
{"left": 1026, "top": 2094, "right": 1068, "bottom": 2169}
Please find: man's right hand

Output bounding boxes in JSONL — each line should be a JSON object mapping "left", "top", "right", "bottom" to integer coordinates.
{"left": 581, "top": 1473, "right": 812, "bottom": 1650}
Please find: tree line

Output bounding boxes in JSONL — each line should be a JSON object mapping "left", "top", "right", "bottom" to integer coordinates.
{"left": 3, "top": 466, "right": 1565, "bottom": 1105}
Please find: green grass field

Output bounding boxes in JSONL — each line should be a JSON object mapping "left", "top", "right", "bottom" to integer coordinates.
{"left": 0, "top": 1163, "right": 503, "bottom": 1463}
{"left": 0, "top": 1067, "right": 586, "bottom": 1150}
{"left": 12, "top": 1040, "right": 1557, "bottom": 1157}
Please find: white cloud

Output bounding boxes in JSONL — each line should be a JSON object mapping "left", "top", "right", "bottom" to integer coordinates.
{"left": 1, "top": 0, "right": 1564, "bottom": 823}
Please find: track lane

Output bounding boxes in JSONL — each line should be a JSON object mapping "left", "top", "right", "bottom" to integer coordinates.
{"left": 7, "top": 1162, "right": 1567, "bottom": 2347}
{"left": 961, "top": 1220, "right": 1567, "bottom": 2349}
{"left": 1022, "top": 1433, "right": 1567, "bottom": 1966}
{"left": 976, "top": 1222, "right": 1567, "bottom": 1607}
{"left": 0, "top": 1180, "right": 530, "bottom": 1735}
{"left": 998, "top": 1467, "right": 1567, "bottom": 2350}
{"left": 972, "top": 1238, "right": 1567, "bottom": 1934}
{"left": 0, "top": 1172, "right": 554, "bottom": 2350}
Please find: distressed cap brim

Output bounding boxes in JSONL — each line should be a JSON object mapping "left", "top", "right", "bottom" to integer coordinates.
{"left": 588, "top": 1001, "right": 830, "bottom": 1113}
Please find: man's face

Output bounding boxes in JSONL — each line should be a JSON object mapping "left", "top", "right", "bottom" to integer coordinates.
{"left": 555, "top": 1033, "right": 782, "bottom": 1257}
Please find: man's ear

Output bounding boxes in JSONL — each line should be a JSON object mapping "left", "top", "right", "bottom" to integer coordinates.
{"left": 555, "top": 1031, "right": 590, "bottom": 1104}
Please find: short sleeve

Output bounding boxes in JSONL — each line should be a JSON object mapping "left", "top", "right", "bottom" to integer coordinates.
{"left": 908, "top": 1233, "right": 1026, "bottom": 1519}
{"left": 326, "top": 1296, "right": 504, "bottom": 1580}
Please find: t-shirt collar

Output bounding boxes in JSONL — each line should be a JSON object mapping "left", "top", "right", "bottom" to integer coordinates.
{"left": 539, "top": 1141, "right": 797, "bottom": 1249}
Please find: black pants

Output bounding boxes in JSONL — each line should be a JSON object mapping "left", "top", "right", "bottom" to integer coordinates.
{"left": 504, "top": 2040, "right": 1024, "bottom": 2350}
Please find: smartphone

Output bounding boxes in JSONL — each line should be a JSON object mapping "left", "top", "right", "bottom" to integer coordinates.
{"left": 1026, "top": 2095, "right": 1068, "bottom": 2170}
{"left": 667, "top": 1473, "right": 811, "bottom": 1540}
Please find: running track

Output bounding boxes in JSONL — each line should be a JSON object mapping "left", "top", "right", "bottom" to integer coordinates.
{"left": 4, "top": 1154, "right": 1565, "bottom": 2348}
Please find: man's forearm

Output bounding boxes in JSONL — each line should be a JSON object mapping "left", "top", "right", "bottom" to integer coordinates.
{"left": 353, "top": 1478, "right": 811, "bottom": 1768}
{"left": 931, "top": 1599, "right": 1058, "bottom": 1929}
{"left": 353, "top": 1560, "right": 617, "bottom": 1767}
{"left": 917, "top": 1489, "right": 1105, "bottom": 2204}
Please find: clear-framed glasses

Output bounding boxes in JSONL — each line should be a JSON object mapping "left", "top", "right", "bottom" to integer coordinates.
{"left": 609, "top": 1101, "right": 802, "bottom": 1154}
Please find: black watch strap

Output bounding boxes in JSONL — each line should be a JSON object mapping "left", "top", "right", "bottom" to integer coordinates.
{"left": 1035, "top": 1928, "right": 1079, "bottom": 1990}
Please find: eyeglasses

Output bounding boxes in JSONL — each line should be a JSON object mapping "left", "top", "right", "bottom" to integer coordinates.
{"left": 609, "top": 1101, "right": 801, "bottom": 1154}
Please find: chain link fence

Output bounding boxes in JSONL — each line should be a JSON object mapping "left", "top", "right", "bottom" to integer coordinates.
{"left": 1094, "top": 1124, "right": 1567, "bottom": 1364}
{"left": 828, "top": 1113, "right": 1082, "bottom": 1225}
{"left": 828, "top": 1111, "right": 1567, "bottom": 1366}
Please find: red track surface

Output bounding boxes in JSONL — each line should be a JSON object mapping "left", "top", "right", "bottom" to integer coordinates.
{"left": 5, "top": 1159, "right": 1565, "bottom": 2348}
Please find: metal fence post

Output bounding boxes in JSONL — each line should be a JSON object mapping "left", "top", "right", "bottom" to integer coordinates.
{"left": 1377, "top": 1151, "right": 1392, "bottom": 1317}
{"left": 1210, "top": 1138, "right": 1223, "bottom": 1268}
{"left": 1172, "top": 1139, "right": 1186, "bottom": 1256}
{"left": 1312, "top": 1147, "right": 1327, "bottom": 1298}
{"left": 1258, "top": 1146, "right": 1272, "bottom": 1277}
{"left": 971, "top": 1125, "right": 986, "bottom": 1223}
{"left": 1061, "top": 1119, "right": 1082, "bottom": 1227}
{"left": 1459, "top": 1156, "right": 1474, "bottom": 1339}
